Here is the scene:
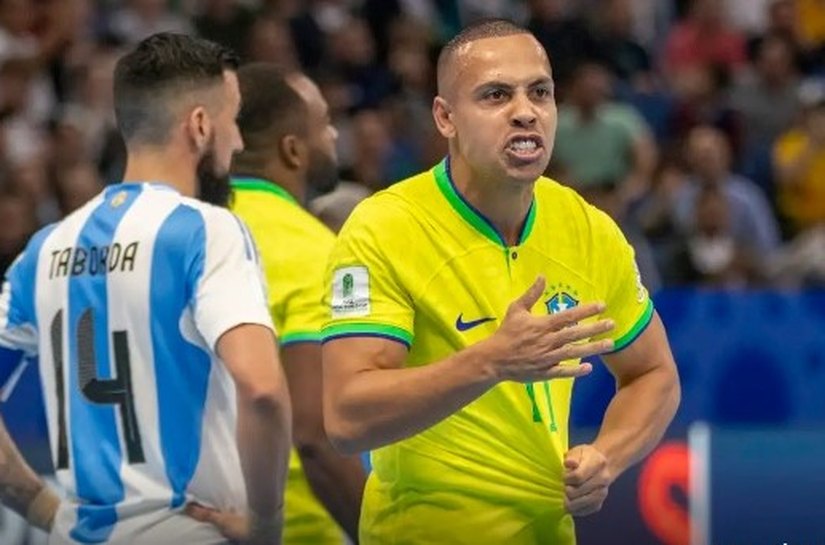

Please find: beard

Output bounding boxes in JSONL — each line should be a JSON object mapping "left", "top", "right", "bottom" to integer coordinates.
{"left": 196, "top": 141, "right": 232, "bottom": 208}
{"left": 306, "top": 147, "right": 339, "bottom": 196}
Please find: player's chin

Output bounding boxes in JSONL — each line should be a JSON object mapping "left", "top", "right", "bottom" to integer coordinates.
{"left": 501, "top": 155, "right": 548, "bottom": 184}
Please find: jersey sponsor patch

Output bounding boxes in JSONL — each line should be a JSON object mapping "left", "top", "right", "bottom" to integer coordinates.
{"left": 331, "top": 266, "right": 370, "bottom": 318}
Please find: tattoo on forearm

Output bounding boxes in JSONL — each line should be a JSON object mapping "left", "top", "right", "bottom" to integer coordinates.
{"left": 0, "top": 422, "right": 43, "bottom": 518}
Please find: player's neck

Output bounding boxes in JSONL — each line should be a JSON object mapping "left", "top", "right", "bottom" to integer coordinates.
{"left": 257, "top": 167, "right": 305, "bottom": 205}
{"left": 122, "top": 147, "right": 197, "bottom": 197}
{"left": 449, "top": 157, "right": 534, "bottom": 246}
{"left": 232, "top": 163, "right": 306, "bottom": 206}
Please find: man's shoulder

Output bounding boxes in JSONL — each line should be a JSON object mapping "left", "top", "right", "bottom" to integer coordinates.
{"left": 345, "top": 170, "right": 435, "bottom": 229}
{"left": 534, "top": 177, "right": 618, "bottom": 236}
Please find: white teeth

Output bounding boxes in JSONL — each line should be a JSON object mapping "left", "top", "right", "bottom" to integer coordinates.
{"left": 510, "top": 139, "right": 537, "bottom": 151}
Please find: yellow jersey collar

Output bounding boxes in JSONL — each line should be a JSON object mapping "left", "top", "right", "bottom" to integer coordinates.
{"left": 433, "top": 157, "right": 537, "bottom": 247}
{"left": 230, "top": 177, "right": 300, "bottom": 206}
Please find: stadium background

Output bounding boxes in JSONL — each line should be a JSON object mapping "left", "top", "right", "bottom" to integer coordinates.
{"left": 1, "top": 0, "right": 825, "bottom": 544}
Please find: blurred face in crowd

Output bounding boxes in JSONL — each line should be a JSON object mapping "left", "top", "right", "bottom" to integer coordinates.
{"left": 331, "top": 19, "right": 376, "bottom": 67}
{"left": 690, "top": 188, "right": 735, "bottom": 275}
{"left": 433, "top": 33, "right": 557, "bottom": 186}
{"left": 196, "top": 70, "right": 244, "bottom": 206}
{"left": 570, "top": 63, "right": 611, "bottom": 112}
{"left": 247, "top": 17, "right": 298, "bottom": 69}
{"left": 769, "top": 0, "right": 796, "bottom": 33}
{"left": 0, "top": 0, "right": 33, "bottom": 35}
{"left": 757, "top": 35, "right": 795, "bottom": 83}
{"left": 288, "top": 74, "right": 339, "bottom": 194}
{"left": 687, "top": 126, "right": 731, "bottom": 183}
{"left": 690, "top": 0, "right": 724, "bottom": 27}
{"left": 0, "top": 194, "right": 36, "bottom": 257}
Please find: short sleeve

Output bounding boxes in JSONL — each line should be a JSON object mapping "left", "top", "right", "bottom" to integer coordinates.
{"left": 277, "top": 250, "right": 328, "bottom": 346}
{"left": 321, "top": 198, "right": 415, "bottom": 347}
{"left": 589, "top": 207, "right": 654, "bottom": 352}
{"left": 191, "top": 208, "right": 274, "bottom": 350}
{"left": 0, "top": 247, "right": 40, "bottom": 397}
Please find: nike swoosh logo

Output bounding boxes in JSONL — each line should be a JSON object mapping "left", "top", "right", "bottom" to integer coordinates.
{"left": 455, "top": 314, "right": 495, "bottom": 332}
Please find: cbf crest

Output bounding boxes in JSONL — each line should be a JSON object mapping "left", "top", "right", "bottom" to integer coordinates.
{"left": 545, "top": 283, "right": 579, "bottom": 314}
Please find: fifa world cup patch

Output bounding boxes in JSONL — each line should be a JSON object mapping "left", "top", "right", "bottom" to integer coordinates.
{"left": 331, "top": 266, "right": 370, "bottom": 317}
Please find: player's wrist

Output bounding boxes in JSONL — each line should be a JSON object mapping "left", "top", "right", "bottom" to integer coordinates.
{"left": 26, "top": 484, "right": 60, "bottom": 531}
{"left": 471, "top": 336, "right": 508, "bottom": 384}
{"left": 248, "top": 506, "right": 284, "bottom": 544}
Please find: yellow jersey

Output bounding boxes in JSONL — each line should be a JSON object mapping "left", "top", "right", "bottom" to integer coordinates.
{"left": 322, "top": 159, "right": 653, "bottom": 545}
{"left": 231, "top": 178, "right": 343, "bottom": 545}
{"left": 773, "top": 129, "right": 825, "bottom": 230}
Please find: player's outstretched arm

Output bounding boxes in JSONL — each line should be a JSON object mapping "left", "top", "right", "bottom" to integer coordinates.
{"left": 323, "top": 277, "right": 615, "bottom": 454}
{"left": 0, "top": 416, "right": 60, "bottom": 531}
{"left": 218, "top": 324, "right": 292, "bottom": 544}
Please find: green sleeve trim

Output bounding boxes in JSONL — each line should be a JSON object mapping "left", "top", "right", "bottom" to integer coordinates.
{"left": 279, "top": 331, "right": 323, "bottom": 346}
{"left": 610, "top": 299, "right": 655, "bottom": 353}
{"left": 321, "top": 322, "right": 413, "bottom": 347}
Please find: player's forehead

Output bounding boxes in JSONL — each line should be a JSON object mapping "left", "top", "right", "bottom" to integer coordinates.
{"left": 451, "top": 34, "right": 552, "bottom": 91}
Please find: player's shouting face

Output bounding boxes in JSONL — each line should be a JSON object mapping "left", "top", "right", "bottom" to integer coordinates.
{"left": 433, "top": 33, "right": 557, "bottom": 187}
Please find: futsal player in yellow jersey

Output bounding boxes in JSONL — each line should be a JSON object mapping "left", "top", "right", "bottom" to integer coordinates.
{"left": 322, "top": 20, "right": 681, "bottom": 544}
{"left": 190, "top": 64, "right": 365, "bottom": 544}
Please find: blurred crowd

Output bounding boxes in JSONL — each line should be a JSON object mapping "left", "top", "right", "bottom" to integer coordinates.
{"left": 1, "top": 0, "right": 825, "bottom": 290}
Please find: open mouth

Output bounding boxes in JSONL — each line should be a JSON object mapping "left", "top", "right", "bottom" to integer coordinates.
{"left": 505, "top": 135, "right": 544, "bottom": 161}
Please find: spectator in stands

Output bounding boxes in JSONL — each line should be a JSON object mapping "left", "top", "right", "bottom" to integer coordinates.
{"left": 192, "top": 0, "right": 255, "bottom": 56}
{"left": 553, "top": 61, "right": 656, "bottom": 205}
{"left": 773, "top": 81, "right": 825, "bottom": 234}
{"left": 245, "top": 14, "right": 300, "bottom": 69}
{"left": 675, "top": 125, "right": 781, "bottom": 257}
{"left": 682, "top": 185, "right": 763, "bottom": 286}
{"left": 662, "top": 0, "right": 747, "bottom": 79}
{"left": 107, "top": 0, "right": 191, "bottom": 45}
{"left": 0, "top": 190, "right": 36, "bottom": 275}
{"left": 526, "top": 0, "right": 601, "bottom": 91}
{"left": 730, "top": 33, "right": 800, "bottom": 162}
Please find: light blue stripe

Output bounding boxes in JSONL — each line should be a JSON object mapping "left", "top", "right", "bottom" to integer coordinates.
{"left": 150, "top": 205, "right": 212, "bottom": 508}
{"left": 68, "top": 186, "right": 141, "bottom": 543}
{"left": 6, "top": 223, "right": 57, "bottom": 329}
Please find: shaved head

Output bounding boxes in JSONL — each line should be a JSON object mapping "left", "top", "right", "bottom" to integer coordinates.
{"left": 437, "top": 19, "right": 540, "bottom": 97}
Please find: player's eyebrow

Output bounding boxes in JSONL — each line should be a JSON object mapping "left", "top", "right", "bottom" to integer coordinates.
{"left": 472, "top": 81, "right": 514, "bottom": 97}
{"left": 528, "top": 77, "right": 554, "bottom": 89}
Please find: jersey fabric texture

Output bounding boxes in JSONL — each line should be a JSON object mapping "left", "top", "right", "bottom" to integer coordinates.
{"left": 230, "top": 178, "right": 343, "bottom": 545}
{"left": 322, "top": 158, "right": 654, "bottom": 545}
{"left": 0, "top": 182, "right": 273, "bottom": 545}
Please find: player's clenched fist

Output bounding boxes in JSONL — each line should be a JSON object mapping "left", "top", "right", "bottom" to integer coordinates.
{"left": 564, "top": 444, "right": 612, "bottom": 517}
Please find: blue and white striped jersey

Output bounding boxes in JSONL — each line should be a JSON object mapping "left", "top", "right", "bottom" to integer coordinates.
{"left": 0, "top": 182, "right": 274, "bottom": 544}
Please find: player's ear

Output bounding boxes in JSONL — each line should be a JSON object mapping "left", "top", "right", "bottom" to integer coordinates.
{"left": 279, "top": 134, "right": 306, "bottom": 169}
{"left": 432, "top": 96, "right": 456, "bottom": 139}
{"left": 186, "top": 105, "right": 212, "bottom": 154}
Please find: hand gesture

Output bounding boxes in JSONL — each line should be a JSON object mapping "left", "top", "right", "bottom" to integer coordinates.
{"left": 488, "top": 277, "right": 615, "bottom": 382}
{"left": 563, "top": 444, "right": 612, "bottom": 516}
{"left": 186, "top": 503, "right": 282, "bottom": 545}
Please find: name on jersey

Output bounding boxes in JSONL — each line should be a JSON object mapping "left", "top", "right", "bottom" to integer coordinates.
{"left": 48, "top": 242, "right": 139, "bottom": 279}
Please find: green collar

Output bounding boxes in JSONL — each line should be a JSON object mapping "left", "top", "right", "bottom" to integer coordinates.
{"left": 433, "top": 158, "right": 536, "bottom": 247}
{"left": 230, "top": 177, "right": 299, "bottom": 206}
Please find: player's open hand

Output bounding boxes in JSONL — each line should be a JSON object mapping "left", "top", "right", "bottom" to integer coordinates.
{"left": 186, "top": 503, "right": 249, "bottom": 542}
{"left": 563, "top": 444, "right": 612, "bottom": 516}
{"left": 186, "top": 503, "right": 282, "bottom": 544}
{"left": 489, "top": 276, "right": 615, "bottom": 382}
